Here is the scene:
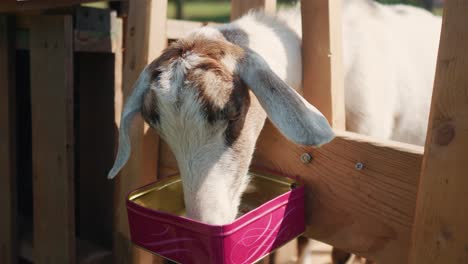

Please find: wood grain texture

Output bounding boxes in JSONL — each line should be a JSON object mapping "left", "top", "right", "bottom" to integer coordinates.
{"left": 30, "top": 15, "right": 76, "bottom": 264}
{"left": 0, "top": 15, "right": 17, "bottom": 264}
{"left": 408, "top": 2, "right": 468, "bottom": 263}
{"left": 230, "top": 0, "right": 276, "bottom": 20}
{"left": 113, "top": 0, "right": 167, "bottom": 263}
{"left": 253, "top": 123, "right": 423, "bottom": 263}
{"left": 301, "top": 0, "right": 346, "bottom": 129}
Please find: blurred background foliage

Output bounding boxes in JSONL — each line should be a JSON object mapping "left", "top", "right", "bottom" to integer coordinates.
{"left": 166, "top": 0, "right": 443, "bottom": 22}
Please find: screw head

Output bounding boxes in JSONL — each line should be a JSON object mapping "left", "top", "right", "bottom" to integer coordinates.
{"left": 300, "top": 153, "right": 312, "bottom": 164}
{"left": 355, "top": 162, "right": 364, "bottom": 170}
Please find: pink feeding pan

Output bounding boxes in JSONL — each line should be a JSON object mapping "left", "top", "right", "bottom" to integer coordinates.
{"left": 126, "top": 170, "right": 305, "bottom": 264}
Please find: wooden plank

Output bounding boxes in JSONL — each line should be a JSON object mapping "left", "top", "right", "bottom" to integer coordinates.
{"left": 0, "top": 0, "right": 104, "bottom": 13}
{"left": 252, "top": 124, "right": 423, "bottom": 263}
{"left": 30, "top": 15, "right": 76, "bottom": 264}
{"left": 230, "top": 0, "right": 276, "bottom": 20}
{"left": 0, "top": 15, "right": 17, "bottom": 264}
{"left": 301, "top": 0, "right": 346, "bottom": 129}
{"left": 408, "top": 2, "right": 468, "bottom": 263}
{"left": 113, "top": 0, "right": 167, "bottom": 263}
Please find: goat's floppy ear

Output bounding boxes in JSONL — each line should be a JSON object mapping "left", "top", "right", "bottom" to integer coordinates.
{"left": 237, "top": 48, "right": 334, "bottom": 146}
{"left": 108, "top": 70, "right": 150, "bottom": 179}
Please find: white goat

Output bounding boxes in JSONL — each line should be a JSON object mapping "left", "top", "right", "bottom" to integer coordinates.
{"left": 108, "top": 0, "right": 441, "bottom": 232}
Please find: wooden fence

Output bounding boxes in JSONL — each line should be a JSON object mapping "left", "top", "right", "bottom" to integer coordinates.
{"left": 1, "top": 0, "right": 467, "bottom": 263}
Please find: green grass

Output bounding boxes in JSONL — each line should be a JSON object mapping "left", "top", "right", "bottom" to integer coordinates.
{"left": 167, "top": 1, "right": 298, "bottom": 23}
{"left": 167, "top": 1, "right": 231, "bottom": 23}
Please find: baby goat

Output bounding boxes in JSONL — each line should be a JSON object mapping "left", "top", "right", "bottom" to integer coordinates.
{"left": 108, "top": 0, "right": 441, "bottom": 244}
{"left": 108, "top": 8, "right": 335, "bottom": 224}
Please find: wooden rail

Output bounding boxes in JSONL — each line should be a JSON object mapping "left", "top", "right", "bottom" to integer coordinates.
{"left": 253, "top": 127, "right": 423, "bottom": 263}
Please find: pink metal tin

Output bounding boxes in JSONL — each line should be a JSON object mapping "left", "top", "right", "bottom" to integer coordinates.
{"left": 126, "top": 171, "right": 305, "bottom": 264}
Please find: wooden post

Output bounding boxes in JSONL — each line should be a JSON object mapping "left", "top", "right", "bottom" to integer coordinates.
{"left": 113, "top": 0, "right": 167, "bottom": 263}
{"left": 301, "top": 0, "right": 345, "bottom": 129}
{"left": 0, "top": 15, "right": 17, "bottom": 264}
{"left": 300, "top": 0, "right": 346, "bottom": 260}
{"left": 230, "top": 0, "right": 276, "bottom": 20}
{"left": 30, "top": 15, "right": 76, "bottom": 264}
{"left": 409, "top": 1, "right": 468, "bottom": 263}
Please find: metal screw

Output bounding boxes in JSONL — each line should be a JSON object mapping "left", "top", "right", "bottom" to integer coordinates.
{"left": 300, "top": 153, "right": 312, "bottom": 164}
{"left": 355, "top": 162, "right": 364, "bottom": 170}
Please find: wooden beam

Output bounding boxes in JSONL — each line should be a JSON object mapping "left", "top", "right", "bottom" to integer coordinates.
{"left": 408, "top": 2, "right": 468, "bottom": 263}
{"left": 113, "top": 0, "right": 167, "bottom": 263}
{"left": 301, "top": 0, "right": 346, "bottom": 129}
{"left": 30, "top": 15, "right": 76, "bottom": 264}
{"left": 0, "top": 0, "right": 105, "bottom": 13}
{"left": 230, "top": 0, "right": 276, "bottom": 20}
{"left": 252, "top": 124, "right": 423, "bottom": 263}
{"left": 0, "top": 15, "right": 17, "bottom": 264}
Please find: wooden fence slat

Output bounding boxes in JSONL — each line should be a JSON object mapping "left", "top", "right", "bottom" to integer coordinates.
{"left": 408, "top": 1, "right": 468, "bottom": 263}
{"left": 301, "top": 0, "right": 346, "bottom": 129}
{"left": 113, "top": 0, "right": 167, "bottom": 263}
{"left": 30, "top": 15, "right": 76, "bottom": 264}
{"left": 230, "top": 0, "right": 276, "bottom": 20}
{"left": 253, "top": 125, "right": 423, "bottom": 263}
{"left": 0, "top": 15, "right": 17, "bottom": 264}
